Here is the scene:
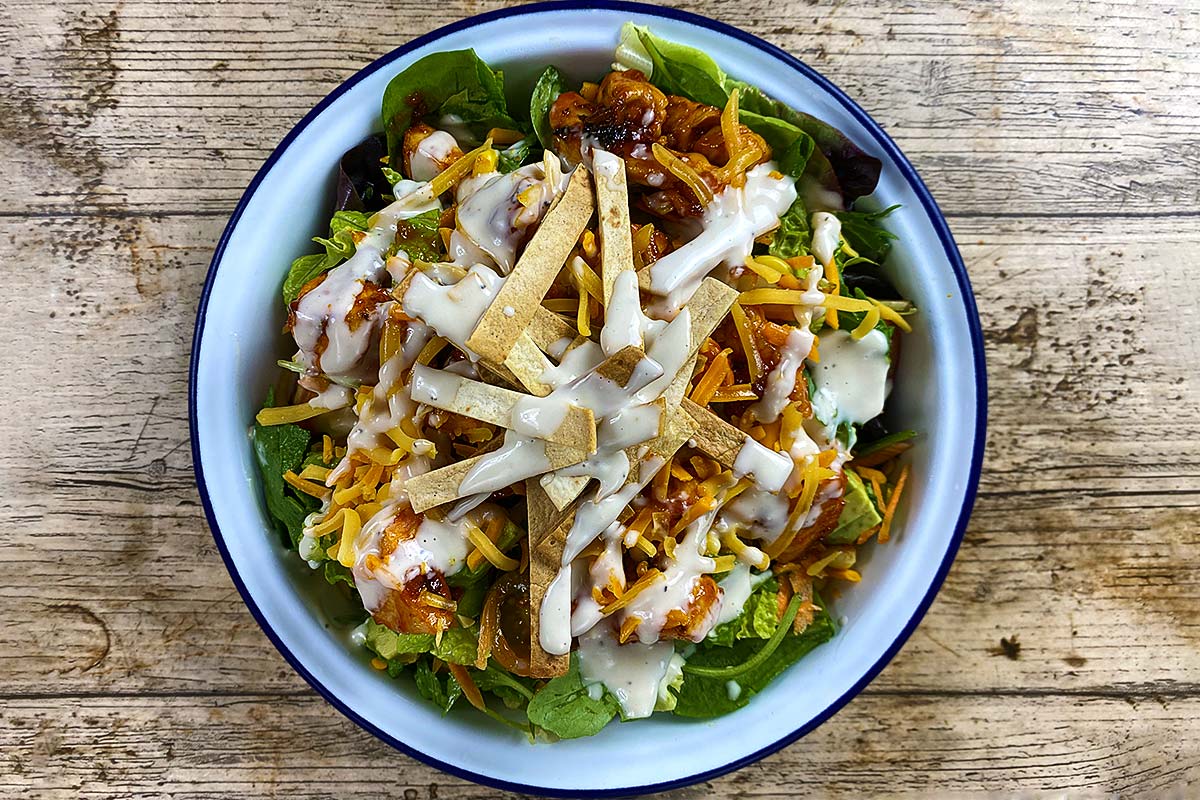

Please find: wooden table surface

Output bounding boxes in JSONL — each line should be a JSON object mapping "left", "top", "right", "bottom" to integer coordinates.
{"left": 2, "top": 0, "right": 1198, "bottom": 796}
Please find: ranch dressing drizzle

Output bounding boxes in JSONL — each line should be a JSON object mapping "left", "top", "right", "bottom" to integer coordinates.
{"left": 731, "top": 438, "right": 793, "bottom": 493}
{"left": 292, "top": 185, "right": 441, "bottom": 383}
{"left": 751, "top": 265, "right": 823, "bottom": 424}
{"left": 456, "top": 157, "right": 566, "bottom": 274}
{"left": 402, "top": 263, "right": 506, "bottom": 357}
{"left": 408, "top": 130, "right": 461, "bottom": 182}
{"left": 600, "top": 269, "right": 648, "bottom": 356}
{"left": 619, "top": 505, "right": 721, "bottom": 644}
{"left": 646, "top": 164, "right": 796, "bottom": 310}
{"left": 808, "top": 328, "right": 891, "bottom": 430}
{"left": 570, "top": 522, "right": 628, "bottom": 637}
{"left": 810, "top": 211, "right": 842, "bottom": 269}
{"left": 577, "top": 623, "right": 674, "bottom": 720}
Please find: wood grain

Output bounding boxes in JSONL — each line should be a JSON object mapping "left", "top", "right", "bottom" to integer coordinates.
{"left": 1, "top": 0, "right": 1198, "bottom": 796}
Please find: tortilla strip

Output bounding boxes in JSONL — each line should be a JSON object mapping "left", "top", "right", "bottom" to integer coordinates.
{"left": 681, "top": 399, "right": 793, "bottom": 492}
{"left": 465, "top": 167, "right": 594, "bottom": 365}
{"left": 528, "top": 307, "right": 579, "bottom": 352}
{"left": 526, "top": 478, "right": 574, "bottom": 678}
{"left": 405, "top": 441, "right": 590, "bottom": 514}
{"left": 500, "top": 333, "right": 556, "bottom": 397}
{"left": 680, "top": 398, "right": 747, "bottom": 466}
{"left": 593, "top": 150, "right": 636, "bottom": 309}
{"left": 410, "top": 365, "right": 596, "bottom": 451}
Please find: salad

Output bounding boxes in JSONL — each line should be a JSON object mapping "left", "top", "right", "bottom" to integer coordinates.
{"left": 252, "top": 24, "right": 916, "bottom": 738}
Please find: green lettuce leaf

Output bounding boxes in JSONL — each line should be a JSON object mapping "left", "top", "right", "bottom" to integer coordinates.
{"left": 281, "top": 211, "right": 371, "bottom": 305}
{"left": 472, "top": 663, "right": 536, "bottom": 710}
{"left": 497, "top": 136, "right": 538, "bottom": 173}
{"left": 526, "top": 656, "right": 620, "bottom": 739}
{"left": 322, "top": 560, "right": 355, "bottom": 589}
{"left": 707, "top": 577, "right": 781, "bottom": 647}
{"left": 674, "top": 598, "right": 836, "bottom": 718}
{"left": 529, "top": 66, "right": 564, "bottom": 149}
{"left": 413, "top": 658, "right": 462, "bottom": 715}
{"left": 381, "top": 49, "right": 520, "bottom": 165}
{"left": 251, "top": 390, "right": 312, "bottom": 548}
{"left": 836, "top": 204, "right": 900, "bottom": 264}
{"left": 769, "top": 197, "right": 812, "bottom": 259}
{"left": 391, "top": 208, "right": 440, "bottom": 262}
{"left": 430, "top": 625, "right": 479, "bottom": 666}
{"left": 361, "top": 618, "right": 436, "bottom": 660}
{"left": 624, "top": 24, "right": 880, "bottom": 198}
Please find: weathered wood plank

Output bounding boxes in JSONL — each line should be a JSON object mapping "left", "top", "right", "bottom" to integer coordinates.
{"left": 0, "top": 213, "right": 1197, "bottom": 700}
{"left": 2, "top": 693, "right": 1197, "bottom": 797}
{"left": 0, "top": 1, "right": 1196, "bottom": 216}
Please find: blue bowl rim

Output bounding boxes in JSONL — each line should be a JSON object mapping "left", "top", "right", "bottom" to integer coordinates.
{"left": 188, "top": 1, "right": 988, "bottom": 796}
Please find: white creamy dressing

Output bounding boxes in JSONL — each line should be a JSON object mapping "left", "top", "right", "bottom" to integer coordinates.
{"left": 808, "top": 328, "right": 891, "bottom": 431}
{"left": 569, "top": 523, "right": 627, "bottom": 637}
{"left": 576, "top": 623, "right": 674, "bottom": 719}
{"left": 408, "top": 130, "right": 461, "bottom": 182}
{"left": 711, "top": 562, "right": 771, "bottom": 627}
{"left": 715, "top": 485, "right": 792, "bottom": 546}
{"left": 402, "top": 263, "right": 505, "bottom": 357}
{"left": 352, "top": 505, "right": 472, "bottom": 613}
{"left": 292, "top": 186, "right": 441, "bottom": 383}
{"left": 456, "top": 157, "right": 566, "bottom": 274}
{"left": 600, "top": 269, "right": 648, "bottom": 356}
{"left": 619, "top": 506, "right": 720, "bottom": 644}
{"left": 539, "top": 563, "right": 575, "bottom": 655}
{"left": 751, "top": 265, "right": 823, "bottom": 424}
{"left": 810, "top": 211, "right": 843, "bottom": 269}
{"left": 731, "top": 438, "right": 793, "bottom": 493}
{"left": 646, "top": 164, "right": 796, "bottom": 310}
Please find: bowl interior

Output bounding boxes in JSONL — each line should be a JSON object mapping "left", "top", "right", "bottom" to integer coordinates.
{"left": 192, "top": 4, "right": 983, "bottom": 795}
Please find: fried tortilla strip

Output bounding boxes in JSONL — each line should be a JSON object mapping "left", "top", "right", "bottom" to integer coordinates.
{"left": 528, "top": 307, "right": 579, "bottom": 352}
{"left": 465, "top": 167, "right": 594, "bottom": 365}
{"left": 593, "top": 149, "right": 636, "bottom": 309}
{"left": 406, "top": 441, "right": 589, "bottom": 513}
{"left": 409, "top": 364, "right": 596, "bottom": 450}
{"left": 681, "top": 398, "right": 793, "bottom": 492}
{"left": 499, "top": 333, "right": 556, "bottom": 396}
{"left": 526, "top": 478, "right": 573, "bottom": 678}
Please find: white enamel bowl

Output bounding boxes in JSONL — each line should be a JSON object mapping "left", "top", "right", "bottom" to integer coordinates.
{"left": 190, "top": 2, "right": 986, "bottom": 795}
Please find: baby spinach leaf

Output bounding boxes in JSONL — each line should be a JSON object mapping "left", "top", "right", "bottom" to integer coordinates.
{"left": 497, "top": 135, "right": 539, "bottom": 173}
{"left": 251, "top": 390, "right": 312, "bottom": 548}
{"left": 527, "top": 657, "right": 620, "bottom": 739}
{"left": 529, "top": 66, "right": 564, "bottom": 149}
{"left": 631, "top": 25, "right": 727, "bottom": 107}
{"left": 381, "top": 49, "right": 520, "bottom": 165}
{"left": 674, "top": 599, "right": 836, "bottom": 718}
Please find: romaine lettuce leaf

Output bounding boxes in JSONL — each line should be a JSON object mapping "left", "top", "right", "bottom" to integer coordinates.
{"left": 381, "top": 49, "right": 520, "bottom": 166}
{"left": 674, "top": 596, "right": 836, "bottom": 718}
{"left": 769, "top": 197, "right": 811, "bottom": 259}
{"left": 707, "top": 577, "right": 781, "bottom": 646}
{"left": 361, "top": 618, "right": 436, "bottom": 660}
{"left": 413, "top": 658, "right": 462, "bottom": 714}
{"left": 826, "top": 468, "right": 882, "bottom": 545}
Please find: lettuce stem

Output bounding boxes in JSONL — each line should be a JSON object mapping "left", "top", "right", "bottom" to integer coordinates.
{"left": 683, "top": 593, "right": 803, "bottom": 679}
